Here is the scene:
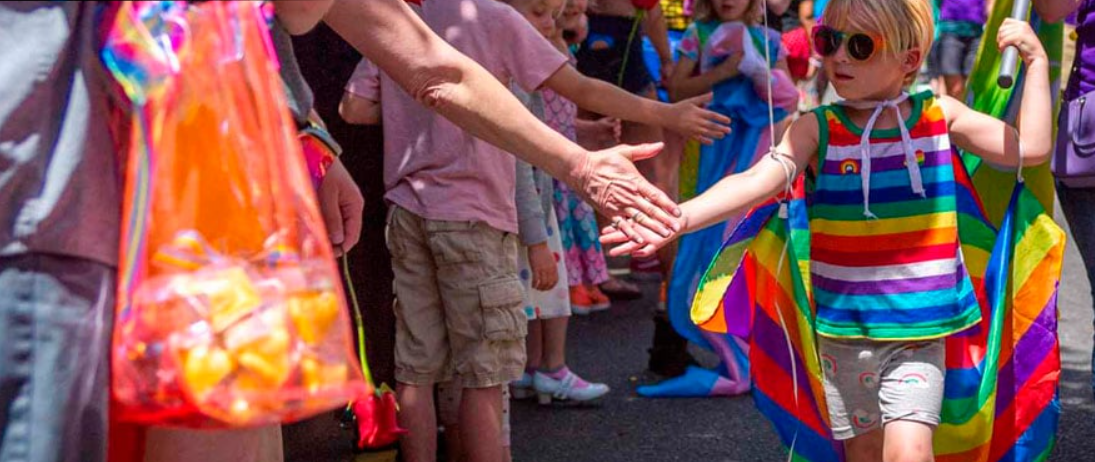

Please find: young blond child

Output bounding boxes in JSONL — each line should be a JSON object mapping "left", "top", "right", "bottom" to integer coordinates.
{"left": 604, "top": 1, "right": 1053, "bottom": 461}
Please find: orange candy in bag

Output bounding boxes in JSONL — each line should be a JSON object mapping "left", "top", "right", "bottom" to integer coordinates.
{"left": 105, "top": 1, "right": 366, "bottom": 427}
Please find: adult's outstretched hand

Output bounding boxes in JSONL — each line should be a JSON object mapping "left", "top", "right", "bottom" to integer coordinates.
{"left": 571, "top": 142, "right": 682, "bottom": 246}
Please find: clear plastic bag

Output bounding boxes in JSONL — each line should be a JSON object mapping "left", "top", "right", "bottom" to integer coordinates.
{"left": 104, "top": 1, "right": 366, "bottom": 427}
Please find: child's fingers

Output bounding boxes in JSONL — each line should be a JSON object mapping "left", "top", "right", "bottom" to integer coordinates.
{"left": 600, "top": 228, "right": 630, "bottom": 245}
{"left": 634, "top": 244, "right": 659, "bottom": 259}
{"left": 623, "top": 206, "right": 671, "bottom": 237}
{"left": 607, "top": 240, "right": 644, "bottom": 257}
{"left": 612, "top": 215, "right": 645, "bottom": 245}
{"left": 704, "top": 110, "right": 732, "bottom": 126}
{"left": 688, "top": 92, "right": 715, "bottom": 107}
{"left": 702, "top": 121, "right": 732, "bottom": 138}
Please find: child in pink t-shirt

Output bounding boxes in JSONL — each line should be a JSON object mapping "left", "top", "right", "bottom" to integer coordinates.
{"left": 341, "top": 1, "right": 729, "bottom": 460}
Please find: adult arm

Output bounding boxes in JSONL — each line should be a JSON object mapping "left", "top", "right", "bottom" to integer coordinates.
{"left": 1033, "top": 0, "right": 1082, "bottom": 23}
{"left": 323, "top": 0, "right": 681, "bottom": 235}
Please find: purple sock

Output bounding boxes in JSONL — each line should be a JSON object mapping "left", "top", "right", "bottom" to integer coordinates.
{"left": 542, "top": 366, "right": 568, "bottom": 380}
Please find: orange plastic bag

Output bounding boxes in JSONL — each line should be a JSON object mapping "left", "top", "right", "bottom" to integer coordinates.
{"left": 104, "top": 1, "right": 366, "bottom": 427}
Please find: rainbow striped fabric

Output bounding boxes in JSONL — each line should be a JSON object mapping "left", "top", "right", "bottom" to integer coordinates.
{"left": 691, "top": 148, "right": 1064, "bottom": 460}
{"left": 810, "top": 92, "right": 982, "bottom": 340}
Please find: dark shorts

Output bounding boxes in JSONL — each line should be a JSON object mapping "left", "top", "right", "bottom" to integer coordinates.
{"left": 576, "top": 14, "right": 655, "bottom": 95}
{"left": 937, "top": 33, "right": 981, "bottom": 77}
{"left": 0, "top": 254, "right": 114, "bottom": 462}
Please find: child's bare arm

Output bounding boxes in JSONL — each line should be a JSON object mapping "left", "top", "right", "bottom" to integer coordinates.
{"left": 602, "top": 112, "right": 821, "bottom": 257}
{"left": 339, "top": 92, "right": 382, "bottom": 125}
{"left": 667, "top": 55, "right": 742, "bottom": 102}
{"left": 543, "top": 64, "right": 731, "bottom": 143}
{"left": 643, "top": 5, "right": 674, "bottom": 73}
{"left": 942, "top": 19, "right": 1053, "bottom": 167}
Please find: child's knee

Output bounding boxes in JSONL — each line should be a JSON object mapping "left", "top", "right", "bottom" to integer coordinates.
{"left": 883, "top": 448, "right": 933, "bottom": 462}
{"left": 883, "top": 421, "right": 935, "bottom": 462}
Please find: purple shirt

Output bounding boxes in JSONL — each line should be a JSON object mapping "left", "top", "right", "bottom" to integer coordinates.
{"left": 1067, "top": 0, "right": 1095, "bottom": 101}
{"left": 345, "top": 0, "right": 568, "bottom": 233}
{"left": 939, "top": 0, "right": 986, "bottom": 23}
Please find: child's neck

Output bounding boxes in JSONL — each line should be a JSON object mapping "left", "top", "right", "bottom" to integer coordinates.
{"left": 846, "top": 86, "right": 906, "bottom": 104}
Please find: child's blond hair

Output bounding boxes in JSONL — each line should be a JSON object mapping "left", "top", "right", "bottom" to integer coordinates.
{"left": 822, "top": 0, "right": 934, "bottom": 73}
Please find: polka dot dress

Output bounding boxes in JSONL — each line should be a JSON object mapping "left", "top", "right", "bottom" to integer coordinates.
{"left": 518, "top": 205, "right": 572, "bottom": 320}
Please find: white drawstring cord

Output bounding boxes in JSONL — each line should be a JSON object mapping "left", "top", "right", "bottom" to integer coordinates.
{"left": 838, "top": 93, "right": 925, "bottom": 219}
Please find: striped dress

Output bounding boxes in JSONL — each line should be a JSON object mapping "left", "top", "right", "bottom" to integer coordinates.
{"left": 809, "top": 91, "right": 982, "bottom": 340}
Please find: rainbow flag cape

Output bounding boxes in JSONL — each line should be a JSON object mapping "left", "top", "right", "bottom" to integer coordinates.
{"left": 691, "top": 151, "right": 1064, "bottom": 461}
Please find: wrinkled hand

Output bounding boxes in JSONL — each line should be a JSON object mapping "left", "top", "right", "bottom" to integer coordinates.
{"left": 318, "top": 158, "right": 364, "bottom": 256}
{"left": 997, "top": 18, "right": 1048, "bottom": 66}
{"left": 527, "top": 243, "right": 559, "bottom": 291}
{"left": 572, "top": 142, "right": 682, "bottom": 245}
{"left": 669, "top": 93, "right": 732, "bottom": 144}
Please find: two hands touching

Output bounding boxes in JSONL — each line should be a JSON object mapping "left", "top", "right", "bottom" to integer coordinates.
{"left": 315, "top": 140, "right": 691, "bottom": 260}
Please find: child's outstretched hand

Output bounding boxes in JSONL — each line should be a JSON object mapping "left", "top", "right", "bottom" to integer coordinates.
{"left": 528, "top": 243, "right": 559, "bottom": 291}
{"left": 668, "top": 94, "right": 732, "bottom": 145}
{"left": 600, "top": 212, "right": 685, "bottom": 258}
{"left": 997, "top": 18, "right": 1048, "bottom": 66}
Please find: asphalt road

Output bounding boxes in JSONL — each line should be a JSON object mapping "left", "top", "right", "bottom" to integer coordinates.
{"left": 511, "top": 208, "right": 1095, "bottom": 462}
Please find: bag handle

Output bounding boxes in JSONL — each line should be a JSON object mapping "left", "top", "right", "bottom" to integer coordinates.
{"left": 340, "top": 254, "right": 376, "bottom": 389}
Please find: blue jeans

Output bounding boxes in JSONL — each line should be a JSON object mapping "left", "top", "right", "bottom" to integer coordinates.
{"left": 1057, "top": 184, "right": 1095, "bottom": 400}
{"left": 0, "top": 254, "right": 113, "bottom": 462}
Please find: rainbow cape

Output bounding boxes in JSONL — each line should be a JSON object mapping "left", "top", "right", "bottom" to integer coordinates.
{"left": 691, "top": 149, "right": 1064, "bottom": 461}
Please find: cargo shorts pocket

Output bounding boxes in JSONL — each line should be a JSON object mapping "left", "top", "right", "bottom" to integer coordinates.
{"left": 429, "top": 222, "right": 485, "bottom": 266}
{"left": 479, "top": 277, "right": 528, "bottom": 341}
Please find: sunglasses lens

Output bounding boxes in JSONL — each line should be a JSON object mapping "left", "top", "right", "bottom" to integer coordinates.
{"left": 813, "top": 28, "right": 840, "bottom": 57}
{"left": 847, "top": 34, "right": 876, "bottom": 61}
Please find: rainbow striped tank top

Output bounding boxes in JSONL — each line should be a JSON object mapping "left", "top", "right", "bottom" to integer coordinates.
{"left": 809, "top": 91, "right": 982, "bottom": 340}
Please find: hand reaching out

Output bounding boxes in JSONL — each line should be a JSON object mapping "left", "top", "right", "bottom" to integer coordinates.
{"left": 668, "top": 93, "right": 732, "bottom": 144}
{"left": 571, "top": 142, "right": 682, "bottom": 245}
{"left": 600, "top": 210, "right": 686, "bottom": 259}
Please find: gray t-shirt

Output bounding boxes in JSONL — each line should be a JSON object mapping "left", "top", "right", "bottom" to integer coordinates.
{"left": 271, "top": 21, "right": 314, "bottom": 128}
{"left": 0, "top": 1, "right": 121, "bottom": 266}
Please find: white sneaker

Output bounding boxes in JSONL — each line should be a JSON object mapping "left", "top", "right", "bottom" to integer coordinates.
{"left": 510, "top": 372, "right": 535, "bottom": 400}
{"left": 532, "top": 369, "right": 609, "bottom": 405}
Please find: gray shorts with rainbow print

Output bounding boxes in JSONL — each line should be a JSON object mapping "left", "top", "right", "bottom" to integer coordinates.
{"left": 818, "top": 337, "right": 946, "bottom": 441}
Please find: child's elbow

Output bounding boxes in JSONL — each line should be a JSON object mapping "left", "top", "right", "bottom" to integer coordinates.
{"left": 1024, "top": 143, "right": 1054, "bottom": 167}
{"left": 339, "top": 97, "right": 381, "bottom": 125}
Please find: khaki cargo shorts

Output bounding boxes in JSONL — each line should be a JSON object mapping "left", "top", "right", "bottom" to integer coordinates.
{"left": 386, "top": 206, "right": 527, "bottom": 388}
